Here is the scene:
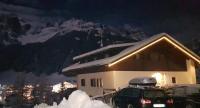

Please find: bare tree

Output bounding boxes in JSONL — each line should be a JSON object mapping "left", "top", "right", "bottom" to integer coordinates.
{"left": 33, "top": 74, "right": 51, "bottom": 105}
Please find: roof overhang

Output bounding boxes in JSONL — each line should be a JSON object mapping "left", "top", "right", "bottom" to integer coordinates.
{"left": 62, "top": 33, "right": 200, "bottom": 75}
{"left": 108, "top": 34, "right": 200, "bottom": 67}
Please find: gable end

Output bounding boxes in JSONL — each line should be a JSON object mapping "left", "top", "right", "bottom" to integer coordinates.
{"left": 108, "top": 35, "right": 200, "bottom": 67}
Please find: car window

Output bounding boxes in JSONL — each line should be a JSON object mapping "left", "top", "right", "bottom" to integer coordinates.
{"left": 144, "top": 90, "right": 165, "bottom": 98}
{"left": 166, "top": 87, "right": 187, "bottom": 97}
{"left": 119, "top": 88, "right": 140, "bottom": 97}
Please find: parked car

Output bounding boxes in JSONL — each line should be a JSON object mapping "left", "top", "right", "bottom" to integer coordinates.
{"left": 186, "top": 93, "right": 200, "bottom": 108}
{"left": 112, "top": 87, "right": 174, "bottom": 108}
{"left": 166, "top": 84, "right": 200, "bottom": 108}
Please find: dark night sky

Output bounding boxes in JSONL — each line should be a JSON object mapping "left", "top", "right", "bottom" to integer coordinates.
{"left": 4, "top": 0, "right": 198, "bottom": 41}
{"left": 0, "top": 0, "right": 200, "bottom": 84}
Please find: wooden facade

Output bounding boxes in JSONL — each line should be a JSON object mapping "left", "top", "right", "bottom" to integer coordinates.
{"left": 110, "top": 39, "right": 188, "bottom": 71}
{"left": 64, "top": 39, "right": 189, "bottom": 76}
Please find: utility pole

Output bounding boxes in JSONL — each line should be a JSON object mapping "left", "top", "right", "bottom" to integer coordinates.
{"left": 100, "top": 24, "right": 104, "bottom": 47}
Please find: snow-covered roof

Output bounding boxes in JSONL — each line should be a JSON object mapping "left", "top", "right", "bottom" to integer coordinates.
{"left": 62, "top": 33, "right": 164, "bottom": 72}
{"left": 62, "top": 33, "right": 200, "bottom": 73}
{"left": 73, "top": 42, "right": 138, "bottom": 60}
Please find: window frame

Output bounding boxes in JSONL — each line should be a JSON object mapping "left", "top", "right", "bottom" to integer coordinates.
{"left": 81, "top": 79, "right": 86, "bottom": 86}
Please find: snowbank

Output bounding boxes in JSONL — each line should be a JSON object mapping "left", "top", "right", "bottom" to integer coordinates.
{"left": 34, "top": 90, "right": 111, "bottom": 108}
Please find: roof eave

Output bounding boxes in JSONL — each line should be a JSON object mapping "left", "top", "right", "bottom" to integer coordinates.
{"left": 164, "top": 34, "right": 200, "bottom": 64}
{"left": 108, "top": 33, "right": 200, "bottom": 67}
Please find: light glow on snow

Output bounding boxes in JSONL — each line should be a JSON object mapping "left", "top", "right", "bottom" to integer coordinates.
{"left": 34, "top": 90, "right": 111, "bottom": 108}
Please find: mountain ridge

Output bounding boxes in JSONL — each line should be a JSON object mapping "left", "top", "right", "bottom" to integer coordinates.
{"left": 0, "top": 2, "right": 146, "bottom": 75}
{"left": 0, "top": 1, "right": 199, "bottom": 76}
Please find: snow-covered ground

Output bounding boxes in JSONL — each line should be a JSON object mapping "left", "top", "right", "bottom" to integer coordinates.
{"left": 34, "top": 90, "right": 111, "bottom": 108}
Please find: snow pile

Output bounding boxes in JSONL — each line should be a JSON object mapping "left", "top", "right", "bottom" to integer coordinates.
{"left": 34, "top": 90, "right": 111, "bottom": 108}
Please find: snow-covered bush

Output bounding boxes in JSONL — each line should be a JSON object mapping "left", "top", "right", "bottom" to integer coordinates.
{"left": 34, "top": 90, "right": 111, "bottom": 108}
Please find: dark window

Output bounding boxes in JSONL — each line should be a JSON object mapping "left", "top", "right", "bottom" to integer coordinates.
{"left": 100, "top": 79, "right": 103, "bottom": 87}
{"left": 81, "top": 79, "right": 85, "bottom": 86}
{"left": 97, "top": 79, "right": 99, "bottom": 87}
{"left": 90, "top": 79, "right": 93, "bottom": 87}
{"left": 91, "top": 79, "right": 96, "bottom": 87}
{"left": 172, "top": 77, "right": 176, "bottom": 83}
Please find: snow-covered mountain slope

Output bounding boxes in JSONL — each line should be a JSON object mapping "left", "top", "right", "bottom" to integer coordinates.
{"left": 0, "top": 1, "right": 146, "bottom": 45}
{"left": 0, "top": 1, "right": 199, "bottom": 80}
{"left": 17, "top": 19, "right": 100, "bottom": 44}
{"left": 0, "top": 2, "right": 146, "bottom": 74}
{"left": 18, "top": 19, "right": 146, "bottom": 45}
{"left": 0, "top": 1, "right": 65, "bottom": 45}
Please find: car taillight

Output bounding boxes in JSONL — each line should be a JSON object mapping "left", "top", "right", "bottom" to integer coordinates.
{"left": 141, "top": 99, "right": 151, "bottom": 104}
{"left": 166, "top": 99, "right": 173, "bottom": 104}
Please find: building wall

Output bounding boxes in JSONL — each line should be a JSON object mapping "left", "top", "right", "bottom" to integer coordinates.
{"left": 186, "top": 59, "right": 196, "bottom": 83}
{"left": 77, "top": 71, "right": 115, "bottom": 96}
{"left": 113, "top": 59, "right": 196, "bottom": 89}
{"left": 76, "top": 59, "right": 197, "bottom": 96}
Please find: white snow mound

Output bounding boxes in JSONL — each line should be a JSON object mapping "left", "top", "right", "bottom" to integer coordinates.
{"left": 34, "top": 90, "right": 111, "bottom": 108}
